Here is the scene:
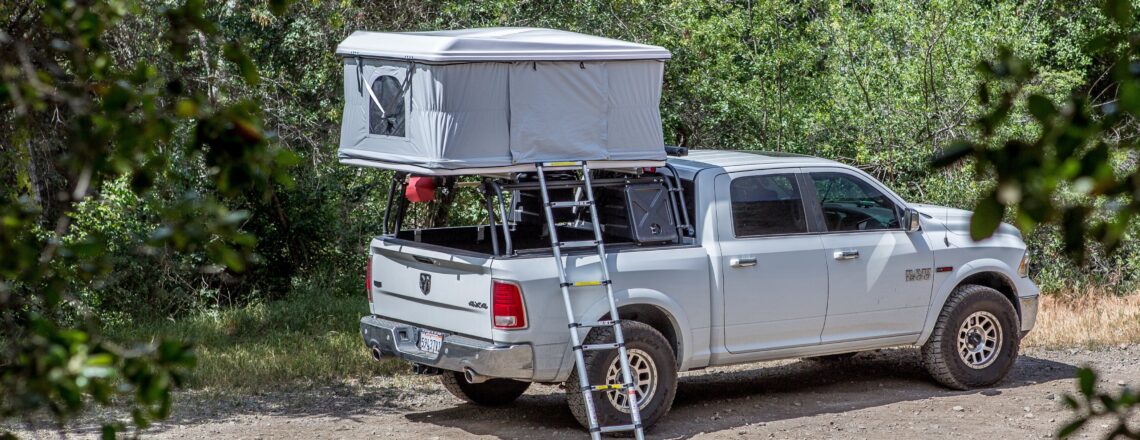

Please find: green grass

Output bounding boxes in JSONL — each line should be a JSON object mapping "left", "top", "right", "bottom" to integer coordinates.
{"left": 105, "top": 290, "right": 406, "bottom": 391}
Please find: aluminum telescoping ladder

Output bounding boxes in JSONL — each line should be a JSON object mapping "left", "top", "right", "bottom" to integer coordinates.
{"left": 535, "top": 161, "right": 646, "bottom": 440}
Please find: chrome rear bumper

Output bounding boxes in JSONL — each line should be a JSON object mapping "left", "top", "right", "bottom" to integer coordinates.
{"left": 360, "top": 315, "right": 534, "bottom": 380}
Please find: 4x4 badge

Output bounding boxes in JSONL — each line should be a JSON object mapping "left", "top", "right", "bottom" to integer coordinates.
{"left": 419, "top": 273, "right": 431, "bottom": 295}
{"left": 905, "top": 268, "right": 932, "bottom": 281}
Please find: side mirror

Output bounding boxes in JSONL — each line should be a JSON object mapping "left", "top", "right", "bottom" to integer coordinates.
{"left": 903, "top": 208, "right": 921, "bottom": 232}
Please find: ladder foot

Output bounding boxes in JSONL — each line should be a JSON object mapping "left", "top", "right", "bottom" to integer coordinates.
{"left": 569, "top": 319, "right": 621, "bottom": 328}
{"left": 598, "top": 423, "right": 642, "bottom": 433}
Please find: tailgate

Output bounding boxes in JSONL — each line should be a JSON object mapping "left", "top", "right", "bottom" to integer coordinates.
{"left": 368, "top": 239, "right": 493, "bottom": 340}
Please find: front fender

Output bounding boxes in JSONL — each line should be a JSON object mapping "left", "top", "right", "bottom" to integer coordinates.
{"left": 553, "top": 287, "right": 696, "bottom": 381}
{"left": 915, "top": 259, "right": 1021, "bottom": 346}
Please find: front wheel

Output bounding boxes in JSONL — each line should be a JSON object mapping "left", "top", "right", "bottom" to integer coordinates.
{"left": 566, "top": 321, "right": 677, "bottom": 436}
{"left": 440, "top": 371, "right": 530, "bottom": 406}
{"left": 921, "top": 284, "right": 1020, "bottom": 390}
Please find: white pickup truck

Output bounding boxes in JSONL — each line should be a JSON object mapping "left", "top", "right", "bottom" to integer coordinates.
{"left": 360, "top": 150, "right": 1038, "bottom": 432}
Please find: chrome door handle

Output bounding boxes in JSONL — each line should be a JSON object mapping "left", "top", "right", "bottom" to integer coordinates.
{"left": 833, "top": 249, "right": 860, "bottom": 260}
{"left": 730, "top": 257, "right": 758, "bottom": 268}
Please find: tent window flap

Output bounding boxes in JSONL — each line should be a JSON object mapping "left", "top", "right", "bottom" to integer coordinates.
{"left": 368, "top": 75, "right": 405, "bottom": 137}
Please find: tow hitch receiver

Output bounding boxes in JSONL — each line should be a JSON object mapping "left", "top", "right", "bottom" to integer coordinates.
{"left": 411, "top": 363, "right": 442, "bottom": 376}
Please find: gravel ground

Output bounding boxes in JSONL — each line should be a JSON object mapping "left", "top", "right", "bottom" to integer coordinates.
{"left": 13, "top": 345, "right": 1140, "bottom": 439}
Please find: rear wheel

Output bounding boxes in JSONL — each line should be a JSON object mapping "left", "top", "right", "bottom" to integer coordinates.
{"left": 440, "top": 371, "right": 530, "bottom": 406}
{"left": 566, "top": 321, "right": 677, "bottom": 436}
{"left": 921, "top": 284, "right": 1020, "bottom": 390}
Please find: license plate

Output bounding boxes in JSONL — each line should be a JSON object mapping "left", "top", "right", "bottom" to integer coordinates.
{"left": 416, "top": 330, "right": 443, "bottom": 354}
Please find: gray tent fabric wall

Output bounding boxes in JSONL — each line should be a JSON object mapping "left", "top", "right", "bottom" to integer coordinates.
{"left": 337, "top": 30, "right": 669, "bottom": 170}
{"left": 412, "top": 63, "right": 512, "bottom": 167}
{"left": 508, "top": 61, "right": 607, "bottom": 164}
{"left": 506, "top": 60, "right": 666, "bottom": 164}
{"left": 340, "top": 59, "right": 514, "bottom": 168}
{"left": 605, "top": 61, "right": 666, "bottom": 159}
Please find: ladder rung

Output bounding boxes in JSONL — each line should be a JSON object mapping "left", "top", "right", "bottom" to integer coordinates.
{"left": 598, "top": 424, "right": 640, "bottom": 434}
{"left": 569, "top": 319, "right": 621, "bottom": 329}
{"left": 548, "top": 200, "right": 593, "bottom": 208}
{"left": 579, "top": 343, "right": 622, "bottom": 351}
{"left": 560, "top": 280, "right": 610, "bottom": 288}
{"left": 581, "top": 382, "right": 633, "bottom": 392}
{"left": 558, "top": 240, "right": 600, "bottom": 249}
{"left": 541, "top": 161, "right": 584, "bottom": 167}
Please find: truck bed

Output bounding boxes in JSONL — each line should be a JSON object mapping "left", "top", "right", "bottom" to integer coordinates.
{"left": 389, "top": 223, "right": 684, "bottom": 257}
{"left": 367, "top": 229, "right": 710, "bottom": 381}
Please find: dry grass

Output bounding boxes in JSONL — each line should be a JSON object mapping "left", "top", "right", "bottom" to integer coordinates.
{"left": 1023, "top": 291, "right": 1140, "bottom": 348}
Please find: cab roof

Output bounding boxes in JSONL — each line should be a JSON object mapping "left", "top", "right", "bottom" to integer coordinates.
{"left": 668, "top": 150, "right": 841, "bottom": 174}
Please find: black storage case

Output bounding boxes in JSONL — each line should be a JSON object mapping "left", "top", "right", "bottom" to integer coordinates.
{"left": 598, "top": 183, "right": 678, "bottom": 244}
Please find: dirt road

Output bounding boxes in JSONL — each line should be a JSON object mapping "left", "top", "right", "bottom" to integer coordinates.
{"left": 26, "top": 346, "right": 1140, "bottom": 439}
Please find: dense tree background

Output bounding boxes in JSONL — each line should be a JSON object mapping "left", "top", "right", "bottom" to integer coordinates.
{"left": 4, "top": 0, "right": 1140, "bottom": 436}
{"left": 5, "top": 0, "right": 1132, "bottom": 321}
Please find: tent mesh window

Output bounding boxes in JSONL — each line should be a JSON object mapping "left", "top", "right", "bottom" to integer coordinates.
{"left": 368, "top": 75, "right": 405, "bottom": 137}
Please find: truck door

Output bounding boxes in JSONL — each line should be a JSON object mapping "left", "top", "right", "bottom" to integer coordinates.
{"left": 801, "top": 168, "right": 934, "bottom": 343}
{"left": 715, "top": 170, "right": 829, "bottom": 353}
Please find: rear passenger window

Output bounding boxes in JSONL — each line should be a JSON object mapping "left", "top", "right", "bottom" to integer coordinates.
{"left": 730, "top": 174, "right": 808, "bottom": 237}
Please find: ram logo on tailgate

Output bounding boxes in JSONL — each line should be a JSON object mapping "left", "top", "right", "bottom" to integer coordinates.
{"left": 419, "top": 273, "right": 431, "bottom": 295}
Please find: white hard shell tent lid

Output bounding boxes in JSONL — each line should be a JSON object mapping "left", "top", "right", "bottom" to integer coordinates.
{"left": 336, "top": 27, "right": 672, "bottom": 62}
{"left": 337, "top": 28, "right": 672, "bottom": 175}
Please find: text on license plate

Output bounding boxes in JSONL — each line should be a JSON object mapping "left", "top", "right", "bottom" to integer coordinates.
{"left": 417, "top": 330, "right": 443, "bottom": 354}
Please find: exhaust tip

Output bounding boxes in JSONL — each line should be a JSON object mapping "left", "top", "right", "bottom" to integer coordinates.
{"left": 464, "top": 367, "right": 489, "bottom": 384}
{"left": 370, "top": 346, "right": 383, "bottom": 361}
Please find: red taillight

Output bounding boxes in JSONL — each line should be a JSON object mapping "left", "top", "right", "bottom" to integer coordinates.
{"left": 366, "top": 256, "right": 373, "bottom": 303}
{"left": 492, "top": 280, "right": 527, "bottom": 329}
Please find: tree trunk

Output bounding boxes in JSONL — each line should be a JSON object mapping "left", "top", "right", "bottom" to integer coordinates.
{"left": 24, "top": 116, "right": 72, "bottom": 230}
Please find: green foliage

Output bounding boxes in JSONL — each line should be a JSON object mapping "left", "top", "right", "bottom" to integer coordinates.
{"left": 1, "top": 0, "right": 296, "bottom": 437}
{"left": 935, "top": 3, "right": 1140, "bottom": 439}
{"left": 936, "top": 0, "right": 1140, "bottom": 259}
{"left": 1059, "top": 367, "right": 1139, "bottom": 439}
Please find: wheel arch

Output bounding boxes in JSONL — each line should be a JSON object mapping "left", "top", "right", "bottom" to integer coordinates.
{"left": 579, "top": 287, "right": 694, "bottom": 371}
{"left": 917, "top": 260, "right": 1021, "bottom": 346}
{"left": 600, "top": 303, "right": 682, "bottom": 367}
{"left": 957, "top": 271, "right": 1020, "bottom": 318}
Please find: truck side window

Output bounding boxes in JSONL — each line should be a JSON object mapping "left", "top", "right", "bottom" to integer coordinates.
{"left": 729, "top": 174, "right": 808, "bottom": 237}
{"left": 809, "top": 172, "right": 900, "bottom": 232}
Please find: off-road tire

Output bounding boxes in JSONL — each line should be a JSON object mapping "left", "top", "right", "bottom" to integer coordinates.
{"left": 440, "top": 371, "right": 530, "bottom": 406}
{"left": 566, "top": 321, "right": 677, "bottom": 436}
{"left": 921, "top": 284, "right": 1020, "bottom": 390}
{"left": 803, "top": 352, "right": 859, "bottom": 363}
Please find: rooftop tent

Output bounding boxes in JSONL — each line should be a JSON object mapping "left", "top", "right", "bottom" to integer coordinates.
{"left": 336, "top": 28, "right": 672, "bottom": 175}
